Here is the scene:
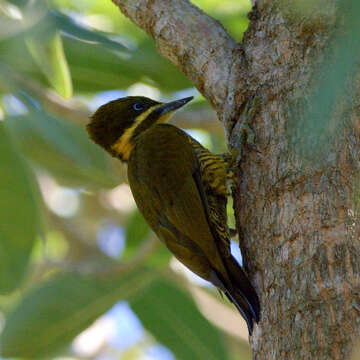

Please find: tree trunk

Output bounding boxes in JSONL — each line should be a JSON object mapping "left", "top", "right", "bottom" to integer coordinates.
{"left": 112, "top": 0, "right": 360, "bottom": 358}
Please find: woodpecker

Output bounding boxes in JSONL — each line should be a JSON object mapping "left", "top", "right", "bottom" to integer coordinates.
{"left": 87, "top": 96, "right": 260, "bottom": 334}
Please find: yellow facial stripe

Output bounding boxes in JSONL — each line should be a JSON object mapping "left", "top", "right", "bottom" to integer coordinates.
{"left": 111, "top": 104, "right": 172, "bottom": 161}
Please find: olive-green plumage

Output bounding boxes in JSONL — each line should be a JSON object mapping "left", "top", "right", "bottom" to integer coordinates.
{"left": 87, "top": 96, "right": 260, "bottom": 335}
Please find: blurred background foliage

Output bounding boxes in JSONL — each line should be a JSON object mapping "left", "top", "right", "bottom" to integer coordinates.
{"left": 0, "top": 0, "right": 252, "bottom": 359}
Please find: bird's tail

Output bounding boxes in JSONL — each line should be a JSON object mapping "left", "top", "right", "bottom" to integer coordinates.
{"left": 210, "top": 255, "right": 260, "bottom": 335}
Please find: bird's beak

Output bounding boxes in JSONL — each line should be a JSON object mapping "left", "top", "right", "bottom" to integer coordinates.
{"left": 157, "top": 96, "right": 193, "bottom": 116}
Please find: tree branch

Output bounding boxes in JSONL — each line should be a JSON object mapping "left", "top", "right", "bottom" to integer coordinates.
{"left": 112, "top": 0, "right": 244, "bottom": 115}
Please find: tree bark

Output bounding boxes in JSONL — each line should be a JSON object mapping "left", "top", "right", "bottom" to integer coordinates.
{"left": 111, "top": 0, "right": 360, "bottom": 359}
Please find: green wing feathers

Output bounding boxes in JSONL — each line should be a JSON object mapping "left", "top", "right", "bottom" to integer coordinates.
{"left": 128, "top": 124, "right": 260, "bottom": 334}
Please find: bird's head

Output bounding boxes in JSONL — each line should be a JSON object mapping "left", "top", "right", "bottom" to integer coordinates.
{"left": 87, "top": 96, "right": 193, "bottom": 161}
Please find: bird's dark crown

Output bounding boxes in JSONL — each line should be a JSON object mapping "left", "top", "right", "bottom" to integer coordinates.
{"left": 87, "top": 95, "right": 193, "bottom": 161}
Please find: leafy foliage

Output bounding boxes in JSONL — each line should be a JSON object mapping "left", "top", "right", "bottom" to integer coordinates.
{"left": 0, "top": 0, "right": 252, "bottom": 359}
{"left": 5, "top": 109, "right": 118, "bottom": 188}
{"left": 131, "top": 279, "right": 228, "bottom": 360}
{"left": 0, "top": 124, "right": 40, "bottom": 293}
{"left": 1, "top": 268, "right": 155, "bottom": 357}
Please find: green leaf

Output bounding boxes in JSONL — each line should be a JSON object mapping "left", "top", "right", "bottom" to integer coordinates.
{"left": 0, "top": 267, "right": 156, "bottom": 358}
{"left": 63, "top": 36, "right": 191, "bottom": 93}
{"left": 0, "top": 34, "right": 190, "bottom": 93}
{"left": 25, "top": 14, "right": 73, "bottom": 98}
{"left": 51, "top": 10, "right": 129, "bottom": 54}
{"left": 123, "top": 210, "right": 151, "bottom": 259}
{"left": 0, "top": 124, "right": 40, "bottom": 293}
{"left": 145, "top": 243, "right": 172, "bottom": 268}
{"left": 0, "top": 32, "right": 191, "bottom": 94}
{"left": 131, "top": 279, "right": 229, "bottom": 360}
{"left": 4, "top": 110, "right": 118, "bottom": 189}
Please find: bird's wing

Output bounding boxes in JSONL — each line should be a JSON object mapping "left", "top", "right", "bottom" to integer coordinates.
{"left": 128, "top": 124, "right": 228, "bottom": 278}
{"left": 128, "top": 124, "right": 260, "bottom": 333}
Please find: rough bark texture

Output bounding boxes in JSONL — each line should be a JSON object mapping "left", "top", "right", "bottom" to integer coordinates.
{"left": 112, "top": 0, "right": 360, "bottom": 358}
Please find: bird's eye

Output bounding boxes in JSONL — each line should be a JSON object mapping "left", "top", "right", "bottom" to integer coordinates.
{"left": 133, "top": 103, "right": 144, "bottom": 111}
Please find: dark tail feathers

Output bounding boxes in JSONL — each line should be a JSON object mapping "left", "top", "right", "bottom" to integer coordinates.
{"left": 210, "top": 255, "right": 260, "bottom": 335}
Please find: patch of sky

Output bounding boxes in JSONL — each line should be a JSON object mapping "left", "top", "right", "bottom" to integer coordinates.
{"left": 97, "top": 222, "right": 125, "bottom": 258}
{"left": 230, "top": 240, "right": 243, "bottom": 266}
{"left": 48, "top": 187, "right": 80, "bottom": 218}
{"left": 89, "top": 90, "right": 127, "bottom": 111}
{"left": 104, "top": 301, "right": 144, "bottom": 351}
{"left": 144, "top": 344, "right": 174, "bottom": 360}
{"left": 2, "top": 94, "right": 29, "bottom": 115}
